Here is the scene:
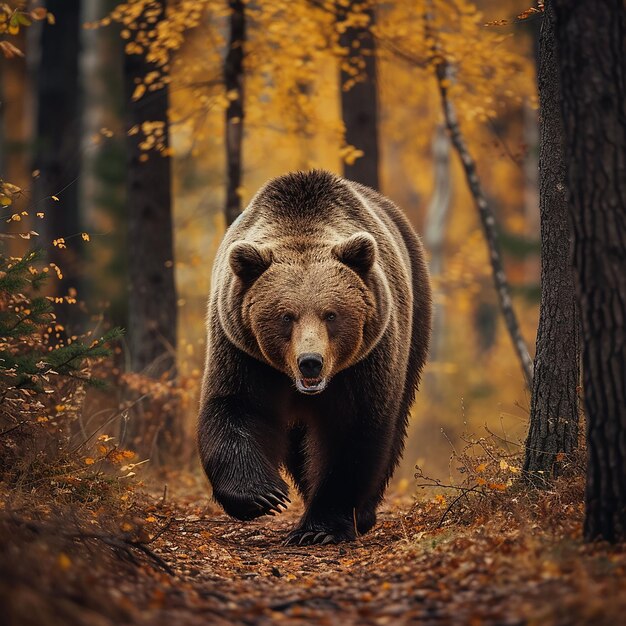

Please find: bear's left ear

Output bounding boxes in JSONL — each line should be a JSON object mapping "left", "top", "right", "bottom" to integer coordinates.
{"left": 332, "top": 232, "right": 377, "bottom": 276}
{"left": 229, "top": 241, "right": 273, "bottom": 284}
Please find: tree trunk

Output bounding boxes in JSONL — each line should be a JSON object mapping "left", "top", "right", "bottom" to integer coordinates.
{"left": 224, "top": 0, "right": 245, "bottom": 227}
{"left": 33, "top": 0, "right": 82, "bottom": 327}
{"left": 424, "top": 124, "right": 452, "bottom": 363}
{"left": 337, "top": 0, "right": 380, "bottom": 189}
{"left": 0, "top": 27, "right": 30, "bottom": 259}
{"left": 80, "top": 0, "right": 128, "bottom": 330}
{"left": 123, "top": 0, "right": 179, "bottom": 460}
{"left": 553, "top": 0, "right": 626, "bottom": 542}
{"left": 523, "top": 1, "right": 579, "bottom": 483}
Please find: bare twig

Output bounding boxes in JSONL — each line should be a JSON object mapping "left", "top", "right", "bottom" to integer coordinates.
{"left": 437, "top": 485, "right": 477, "bottom": 528}
{"left": 0, "top": 420, "right": 27, "bottom": 437}
{"left": 484, "top": 424, "right": 523, "bottom": 448}
{"left": 70, "top": 394, "right": 149, "bottom": 454}
{"left": 145, "top": 517, "right": 175, "bottom": 544}
{"left": 13, "top": 517, "right": 175, "bottom": 576}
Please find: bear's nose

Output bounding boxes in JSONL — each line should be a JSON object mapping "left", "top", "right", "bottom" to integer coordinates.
{"left": 298, "top": 353, "right": 323, "bottom": 378}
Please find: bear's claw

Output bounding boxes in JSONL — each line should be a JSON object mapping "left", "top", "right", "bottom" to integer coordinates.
{"left": 284, "top": 526, "right": 352, "bottom": 546}
{"left": 214, "top": 481, "right": 290, "bottom": 521}
{"left": 253, "top": 492, "right": 289, "bottom": 515}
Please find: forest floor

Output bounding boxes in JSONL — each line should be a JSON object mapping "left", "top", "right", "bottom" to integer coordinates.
{"left": 3, "top": 471, "right": 626, "bottom": 626}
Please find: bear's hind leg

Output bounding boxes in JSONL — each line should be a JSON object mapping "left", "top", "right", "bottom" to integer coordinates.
{"left": 284, "top": 411, "right": 395, "bottom": 546}
{"left": 356, "top": 502, "right": 378, "bottom": 535}
{"left": 284, "top": 425, "right": 311, "bottom": 500}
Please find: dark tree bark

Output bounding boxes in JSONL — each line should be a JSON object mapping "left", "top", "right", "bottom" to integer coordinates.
{"left": 79, "top": 0, "right": 128, "bottom": 331}
{"left": 1, "top": 28, "right": 29, "bottom": 259}
{"left": 33, "top": 0, "right": 82, "bottom": 326}
{"left": 123, "top": 1, "right": 179, "bottom": 458}
{"left": 523, "top": 1, "right": 579, "bottom": 482}
{"left": 224, "top": 0, "right": 246, "bottom": 227}
{"left": 553, "top": 0, "right": 626, "bottom": 542}
{"left": 337, "top": 0, "right": 380, "bottom": 189}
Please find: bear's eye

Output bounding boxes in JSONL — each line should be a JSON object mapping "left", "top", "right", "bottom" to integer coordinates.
{"left": 324, "top": 312, "right": 337, "bottom": 322}
{"left": 281, "top": 313, "right": 294, "bottom": 323}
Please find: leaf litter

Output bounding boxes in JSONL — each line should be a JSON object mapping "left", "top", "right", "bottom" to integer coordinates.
{"left": 2, "top": 470, "right": 626, "bottom": 626}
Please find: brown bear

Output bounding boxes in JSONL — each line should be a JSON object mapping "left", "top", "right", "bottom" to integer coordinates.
{"left": 198, "top": 170, "right": 431, "bottom": 545}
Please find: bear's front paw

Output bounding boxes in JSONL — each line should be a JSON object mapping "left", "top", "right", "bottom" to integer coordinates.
{"left": 213, "top": 480, "right": 290, "bottom": 521}
{"left": 284, "top": 517, "right": 356, "bottom": 546}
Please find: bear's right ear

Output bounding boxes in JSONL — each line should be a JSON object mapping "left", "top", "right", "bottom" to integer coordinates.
{"left": 229, "top": 241, "right": 273, "bottom": 284}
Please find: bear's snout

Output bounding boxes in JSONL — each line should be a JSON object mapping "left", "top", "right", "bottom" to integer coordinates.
{"left": 298, "top": 352, "right": 324, "bottom": 378}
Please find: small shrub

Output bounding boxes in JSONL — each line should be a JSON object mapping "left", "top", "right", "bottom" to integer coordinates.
{"left": 0, "top": 248, "right": 124, "bottom": 493}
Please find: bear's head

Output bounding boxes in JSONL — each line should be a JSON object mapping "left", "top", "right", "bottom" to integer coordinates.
{"left": 228, "top": 232, "right": 382, "bottom": 395}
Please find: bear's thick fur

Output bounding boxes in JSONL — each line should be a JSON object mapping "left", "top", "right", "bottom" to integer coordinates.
{"left": 198, "top": 170, "right": 432, "bottom": 545}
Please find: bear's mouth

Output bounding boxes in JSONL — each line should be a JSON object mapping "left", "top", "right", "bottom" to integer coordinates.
{"left": 295, "top": 377, "right": 327, "bottom": 395}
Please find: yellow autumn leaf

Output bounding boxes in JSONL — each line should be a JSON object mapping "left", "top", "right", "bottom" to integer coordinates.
{"left": 488, "top": 483, "right": 507, "bottom": 491}
{"left": 132, "top": 84, "right": 146, "bottom": 101}
{"left": 84, "top": 457, "right": 95, "bottom": 465}
{"left": 30, "top": 8, "right": 48, "bottom": 21}
{"left": 2, "top": 182, "right": 21, "bottom": 194}
{"left": 343, "top": 148, "right": 364, "bottom": 165}
{"left": 0, "top": 40, "right": 24, "bottom": 59}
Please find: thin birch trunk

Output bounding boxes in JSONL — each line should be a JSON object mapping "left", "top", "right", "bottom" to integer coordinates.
{"left": 435, "top": 62, "right": 534, "bottom": 389}
{"left": 424, "top": 124, "right": 452, "bottom": 363}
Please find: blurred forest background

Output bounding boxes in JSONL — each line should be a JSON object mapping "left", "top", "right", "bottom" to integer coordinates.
{"left": 5, "top": 2, "right": 626, "bottom": 623}
{"left": 2, "top": 0, "right": 542, "bottom": 483}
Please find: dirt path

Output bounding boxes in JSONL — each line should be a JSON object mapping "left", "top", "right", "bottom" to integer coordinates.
{"left": 118, "top": 494, "right": 625, "bottom": 626}
{"left": 4, "top": 487, "right": 626, "bottom": 626}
